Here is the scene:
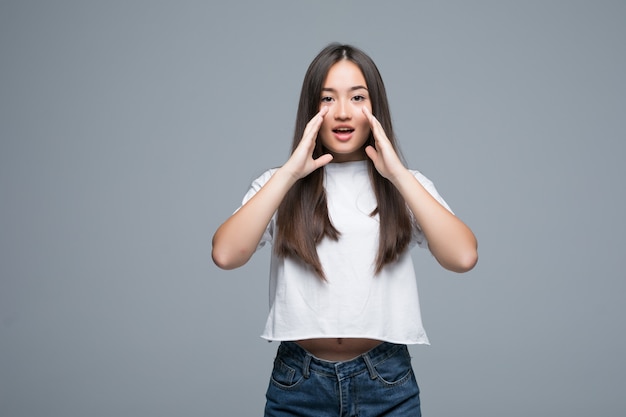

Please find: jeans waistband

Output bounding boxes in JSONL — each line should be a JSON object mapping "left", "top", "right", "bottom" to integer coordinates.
{"left": 277, "top": 341, "right": 408, "bottom": 380}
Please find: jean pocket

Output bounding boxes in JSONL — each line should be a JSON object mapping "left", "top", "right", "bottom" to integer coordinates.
{"left": 373, "top": 348, "right": 414, "bottom": 387}
{"left": 270, "top": 357, "right": 305, "bottom": 389}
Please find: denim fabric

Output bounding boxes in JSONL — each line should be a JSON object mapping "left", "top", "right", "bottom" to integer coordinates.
{"left": 264, "top": 341, "right": 421, "bottom": 417}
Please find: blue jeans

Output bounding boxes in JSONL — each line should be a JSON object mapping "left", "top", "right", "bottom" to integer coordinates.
{"left": 264, "top": 341, "right": 421, "bottom": 417}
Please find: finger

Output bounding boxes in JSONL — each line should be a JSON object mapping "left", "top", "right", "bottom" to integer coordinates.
{"left": 365, "top": 145, "right": 378, "bottom": 163}
{"left": 313, "top": 153, "right": 334, "bottom": 169}
{"left": 362, "top": 106, "right": 372, "bottom": 129}
{"left": 311, "top": 106, "right": 329, "bottom": 126}
{"left": 302, "top": 107, "right": 328, "bottom": 141}
{"left": 302, "top": 117, "right": 320, "bottom": 140}
{"left": 362, "top": 107, "right": 386, "bottom": 140}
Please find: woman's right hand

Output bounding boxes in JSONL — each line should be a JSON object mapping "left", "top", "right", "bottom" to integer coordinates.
{"left": 282, "top": 107, "right": 333, "bottom": 179}
{"left": 212, "top": 107, "right": 333, "bottom": 270}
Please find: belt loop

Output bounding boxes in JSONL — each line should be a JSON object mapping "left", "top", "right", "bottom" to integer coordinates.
{"left": 302, "top": 354, "right": 312, "bottom": 379}
{"left": 362, "top": 352, "right": 378, "bottom": 380}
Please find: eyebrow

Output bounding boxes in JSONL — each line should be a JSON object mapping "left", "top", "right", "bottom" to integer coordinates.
{"left": 322, "top": 85, "right": 369, "bottom": 92}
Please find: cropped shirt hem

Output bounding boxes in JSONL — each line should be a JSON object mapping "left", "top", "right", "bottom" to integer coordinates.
{"left": 260, "top": 333, "right": 431, "bottom": 346}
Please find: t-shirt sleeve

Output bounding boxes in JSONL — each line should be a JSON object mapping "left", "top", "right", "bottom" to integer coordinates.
{"left": 409, "top": 170, "right": 454, "bottom": 249}
{"left": 236, "top": 168, "right": 278, "bottom": 250}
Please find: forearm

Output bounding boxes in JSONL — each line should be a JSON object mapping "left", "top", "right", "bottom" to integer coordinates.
{"left": 390, "top": 169, "right": 478, "bottom": 272}
{"left": 211, "top": 167, "right": 297, "bottom": 270}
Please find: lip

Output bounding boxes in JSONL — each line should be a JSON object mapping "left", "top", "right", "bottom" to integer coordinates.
{"left": 332, "top": 125, "right": 355, "bottom": 142}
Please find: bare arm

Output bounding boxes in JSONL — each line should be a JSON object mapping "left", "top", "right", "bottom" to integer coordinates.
{"left": 363, "top": 107, "right": 478, "bottom": 272}
{"left": 390, "top": 170, "right": 478, "bottom": 272}
{"left": 212, "top": 108, "right": 333, "bottom": 270}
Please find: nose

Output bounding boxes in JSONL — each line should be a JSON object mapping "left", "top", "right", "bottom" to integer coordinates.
{"left": 334, "top": 99, "right": 351, "bottom": 120}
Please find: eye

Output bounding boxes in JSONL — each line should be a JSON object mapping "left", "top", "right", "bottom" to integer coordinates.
{"left": 321, "top": 96, "right": 334, "bottom": 103}
{"left": 352, "top": 95, "right": 366, "bottom": 102}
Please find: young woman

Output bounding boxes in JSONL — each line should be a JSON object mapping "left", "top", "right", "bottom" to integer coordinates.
{"left": 212, "top": 43, "right": 478, "bottom": 416}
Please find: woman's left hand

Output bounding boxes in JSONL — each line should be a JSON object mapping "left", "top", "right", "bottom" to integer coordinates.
{"left": 362, "top": 107, "right": 407, "bottom": 182}
{"left": 363, "top": 108, "right": 478, "bottom": 273}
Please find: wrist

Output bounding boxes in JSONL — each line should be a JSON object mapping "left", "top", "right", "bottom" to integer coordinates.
{"left": 387, "top": 166, "right": 412, "bottom": 188}
{"left": 275, "top": 164, "right": 302, "bottom": 186}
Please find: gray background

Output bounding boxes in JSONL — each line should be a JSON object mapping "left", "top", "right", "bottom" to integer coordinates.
{"left": 1, "top": 1, "right": 625, "bottom": 416}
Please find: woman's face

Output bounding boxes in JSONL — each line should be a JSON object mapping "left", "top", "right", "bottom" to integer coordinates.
{"left": 318, "top": 60, "right": 372, "bottom": 162}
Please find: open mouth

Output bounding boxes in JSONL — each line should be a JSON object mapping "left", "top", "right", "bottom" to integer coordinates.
{"left": 332, "top": 127, "right": 354, "bottom": 141}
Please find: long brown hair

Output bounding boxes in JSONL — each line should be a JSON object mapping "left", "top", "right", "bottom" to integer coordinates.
{"left": 275, "top": 43, "right": 412, "bottom": 279}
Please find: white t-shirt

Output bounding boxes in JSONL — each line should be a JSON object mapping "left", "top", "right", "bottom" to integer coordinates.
{"left": 240, "top": 160, "right": 453, "bottom": 345}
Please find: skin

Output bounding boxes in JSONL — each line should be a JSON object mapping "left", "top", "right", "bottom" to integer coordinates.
{"left": 212, "top": 60, "right": 478, "bottom": 360}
